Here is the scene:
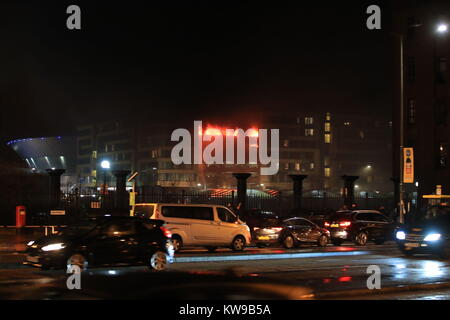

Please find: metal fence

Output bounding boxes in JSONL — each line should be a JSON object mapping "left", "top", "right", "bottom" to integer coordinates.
{"left": 1, "top": 187, "right": 395, "bottom": 225}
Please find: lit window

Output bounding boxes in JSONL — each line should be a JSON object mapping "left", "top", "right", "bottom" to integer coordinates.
{"left": 326, "top": 112, "right": 331, "bottom": 121}
{"left": 305, "top": 129, "right": 314, "bottom": 136}
{"left": 324, "top": 122, "right": 331, "bottom": 132}
{"left": 305, "top": 117, "right": 314, "bottom": 125}
{"left": 92, "top": 151, "right": 97, "bottom": 159}
{"left": 295, "top": 163, "right": 300, "bottom": 171}
{"left": 324, "top": 167, "right": 331, "bottom": 177}
{"left": 92, "top": 170, "right": 97, "bottom": 178}
{"left": 324, "top": 133, "right": 332, "bottom": 144}
{"left": 310, "top": 162, "right": 315, "bottom": 170}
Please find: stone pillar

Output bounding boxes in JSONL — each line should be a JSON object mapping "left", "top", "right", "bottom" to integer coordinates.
{"left": 232, "top": 173, "right": 251, "bottom": 212}
{"left": 341, "top": 175, "right": 359, "bottom": 208}
{"left": 46, "top": 169, "right": 65, "bottom": 208}
{"left": 289, "top": 174, "right": 308, "bottom": 211}
{"left": 113, "top": 170, "right": 131, "bottom": 214}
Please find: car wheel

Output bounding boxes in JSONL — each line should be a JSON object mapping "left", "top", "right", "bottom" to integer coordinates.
{"left": 317, "top": 235, "right": 329, "bottom": 247}
{"left": 150, "top": 251, "right": 168, "bottom": 271}
{"left": 67, "top": 253, "right": 88, "bottom": 272}
{"left": 231, "top": 236, "right": 246, "bottom": 252}
{"left": 206, "top": 246, "right": 217, "bottom": 252}
{"left": 332, "top": 240, "right": 344, "bottom": 246}
{"left": 374, "top": 239, "right": 385, "bottom": 245}
{"left": 283, "top": 235, "right": 295, "bottom": 249}
{"left": 171, "top": 235, "right": 182, "bottom": 252}
{"left": 354, "top": 232, "right": 368, "bottom": 246}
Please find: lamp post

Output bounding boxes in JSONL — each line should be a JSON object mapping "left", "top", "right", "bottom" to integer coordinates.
{"left": 100, "top": 160, "right": 110, "bottom": 210}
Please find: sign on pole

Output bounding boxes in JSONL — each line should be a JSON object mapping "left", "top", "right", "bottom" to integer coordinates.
{"left": 50, "top": 210, "right": 66, "bottom": 216}
{"left": 129, "top": 192, "right": 136, "bottom": 206}
{"left": 403, "top": 147, "right": 414, "bottom": 183}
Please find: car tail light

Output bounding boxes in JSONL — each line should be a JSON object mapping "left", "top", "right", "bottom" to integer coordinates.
{"left": 339, "top": 221, "right": 351, "bottom": 228}
{"left": 160, "top": 226, "right": 172, "bottom": 238}
{"left": 324, "top": 222, "right": 330, "bottom": 227}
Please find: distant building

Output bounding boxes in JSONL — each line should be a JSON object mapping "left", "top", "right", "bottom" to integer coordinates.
{"left": 72, "top": 112, "right": 392, "bottom": 195}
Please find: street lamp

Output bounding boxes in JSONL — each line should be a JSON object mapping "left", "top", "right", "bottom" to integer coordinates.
{"left": 437, "top": 23, "right": 448, "bottom": 33}
{"left": 100, "top": 160, "right": 111, "bottom": 209}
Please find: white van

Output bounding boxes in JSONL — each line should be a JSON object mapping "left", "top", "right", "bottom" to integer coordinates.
{"left": 131, "top": 203, "right": 251, "bottom": 252}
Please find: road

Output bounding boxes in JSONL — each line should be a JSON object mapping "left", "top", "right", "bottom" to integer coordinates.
{"left": 1, "top": 242, "right": 450, "bottom": 299}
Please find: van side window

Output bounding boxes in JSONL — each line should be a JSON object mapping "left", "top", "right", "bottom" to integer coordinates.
{"left": 193, "top": 207, "right": 214, "bottom": 221}
{"left": 162, "top": 206, "right": 213, "bottom": 221}
{"left": 217, "top": 207, "right": 236, "bottom": 223}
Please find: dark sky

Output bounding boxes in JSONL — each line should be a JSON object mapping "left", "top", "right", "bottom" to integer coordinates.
{"left": 0, "top": 1, "right": 392, "bottom": 142}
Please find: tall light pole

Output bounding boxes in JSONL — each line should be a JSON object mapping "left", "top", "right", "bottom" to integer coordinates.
{"left": 391, "top": 32, "right": 405, "bottom": 223}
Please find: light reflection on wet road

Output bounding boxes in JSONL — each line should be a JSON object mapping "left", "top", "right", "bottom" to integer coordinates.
{"left": 2, "top": 242, "right": 450, "bottom": 299}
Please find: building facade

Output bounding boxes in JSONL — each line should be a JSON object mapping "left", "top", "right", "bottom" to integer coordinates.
{"left": 392, "top": 0, "right": 450, "bottom": 208}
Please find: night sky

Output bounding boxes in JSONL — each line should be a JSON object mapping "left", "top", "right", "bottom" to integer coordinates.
{"left": 0, "top": 1, "right": 392, "bottom": 143}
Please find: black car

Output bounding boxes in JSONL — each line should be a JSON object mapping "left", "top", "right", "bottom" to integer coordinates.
{"left": 24, "top": 216, "right": 174, "bottom": 271}
{"left": 238, "top": 209, "right": 280, "bottom": 243}
{"left": 254, "top": 217, "right": 330, "bottom": 249}
{"left": 396, "top": 205, "right": 450, "bottom": 258}
{"left": 324, "top": 210, "right": 396, "bottom": 246}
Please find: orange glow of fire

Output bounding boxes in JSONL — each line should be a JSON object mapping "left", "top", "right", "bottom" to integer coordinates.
{"left": 200, "top": 127, "right": 259, "bottom": 137}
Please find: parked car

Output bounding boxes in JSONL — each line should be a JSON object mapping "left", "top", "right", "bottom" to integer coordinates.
{"left": 237, "top": 209, "right": 280, "bottom": 244}
{"left": 324, "top": 210, "right": 396, "bottom": 246}
{"left": 24, "top": 216, "right": 174, "bottom": 271}
{"left": 132, "top": 203, "right": 251, "bottom": 252}
{"left": 396, "top": 205, "right": 450, "bottom": 258}
{"left": 254, "top": 217, "right": 330, "bottom": 249}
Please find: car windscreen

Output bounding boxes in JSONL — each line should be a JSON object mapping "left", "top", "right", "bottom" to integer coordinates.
{"left": 328, "top": 212, "right": 353, "bottom": 221}
{"left": 134, "top": 205, "right": 155, "bottom": 219}
{"left": 417, "top": 206, "right": 450, "bottom": 224}
{"left": 57, "top": 220, "right": 98, "bottom": 236}
{"left": 258, "top": 218, "right": 282, "bottom": 228}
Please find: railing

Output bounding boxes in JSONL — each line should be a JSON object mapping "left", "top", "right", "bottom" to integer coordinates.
{"left": 0, "top": 189, "right": 395, "bottom": 225}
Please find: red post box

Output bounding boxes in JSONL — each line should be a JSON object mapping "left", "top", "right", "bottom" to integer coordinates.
{"left": 16, "top": 206, "right": 26, "bottom": 229}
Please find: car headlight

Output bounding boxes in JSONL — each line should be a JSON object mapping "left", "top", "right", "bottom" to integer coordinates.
{"left": 27, "top": 241, "right": 35, "bottom": 246}
{"left": 41, "top": 243, "right": 65, "bottom": 251}
{"left": 424, "top": 233, "right": 441, "bottom": 242}
{"left": 396, "top": 231, "right": 406, "bottom": 240}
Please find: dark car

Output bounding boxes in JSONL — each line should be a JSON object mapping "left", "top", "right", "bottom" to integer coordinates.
{"left": 324, "top": 210, "right": 396, "bottom": 246}
{"left": 254, "top": 217, "right": 330, "bottom": 249}
{"left": 238, "top": 209, "right": 280, "bottom": 243}
{"left": 24, "top": 216, "right": 174, "bottom": 271}
{"left": 396, "top": 205, "right": 450, "bottom": 258}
